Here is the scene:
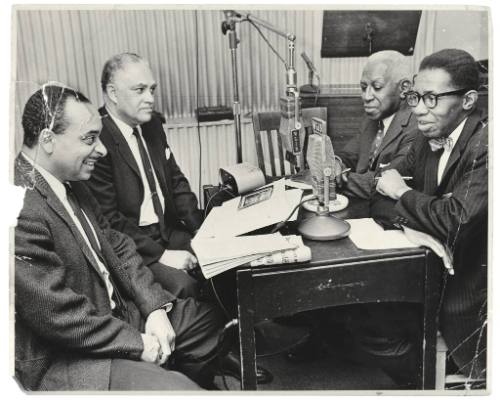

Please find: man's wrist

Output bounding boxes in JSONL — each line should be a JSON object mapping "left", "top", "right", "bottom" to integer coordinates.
{"left": 395, "top": 186, "right": 411, "bottom": 199}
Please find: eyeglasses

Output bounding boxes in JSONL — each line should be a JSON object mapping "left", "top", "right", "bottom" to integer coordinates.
{"left": 405, "top": 88, "right": 470, "bottom": 109}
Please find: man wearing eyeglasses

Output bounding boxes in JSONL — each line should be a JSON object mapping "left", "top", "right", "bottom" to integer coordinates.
{"left": 334, "top": 50, "right": 419, "bottom": 199}
{"left": 375, "top": 48, "right": 488, "bottom": 382}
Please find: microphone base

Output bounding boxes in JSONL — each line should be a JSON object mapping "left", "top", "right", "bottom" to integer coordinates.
{"left": 298, "top": 214, "right": 351, "bottom": 241}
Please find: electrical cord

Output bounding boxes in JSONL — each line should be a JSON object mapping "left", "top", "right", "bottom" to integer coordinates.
{"left": 195, "top": 10, "right": 203, "bottom": 201}
{"left": 246, "top": 18, "right": 288, "bottom": 68}
{"left": 270, "top": 194, "right": 317, "bottom": 233}
{"left": 204, "top": 184, "right": 235, "bottom": 218}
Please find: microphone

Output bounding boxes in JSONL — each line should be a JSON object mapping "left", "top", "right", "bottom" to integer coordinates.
{"left": 301, "top": 52, "right": 317, "bottom": 74}
{"left": 298, "top": 117, "right": 350, "bottom": 241}
{"left": 300, "top": 52, "right": 320, "bottom": 94}
{"left": 279, "top": 96, "right": 306, "bottom": 172}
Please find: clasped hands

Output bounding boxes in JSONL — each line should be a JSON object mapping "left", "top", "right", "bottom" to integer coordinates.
{"left": 140, "top": 309, "right": 176, "bottom": 365}
{"left": 375, "top": 169, "right": 411, "bottom": 200}
{"left": 160, "top": 249, "right": 198, "bottom": 272}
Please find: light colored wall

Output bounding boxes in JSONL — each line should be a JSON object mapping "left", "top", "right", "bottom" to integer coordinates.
{"left": 432, "top": 9, "right": 489, "bottom": 61}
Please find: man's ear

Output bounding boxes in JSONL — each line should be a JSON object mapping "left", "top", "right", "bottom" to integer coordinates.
{"left": 39, "top": 128, "right": 54, "bottom": 154}
{"left": 462, "top": 90, "right": 478, "bottom": 111}
{"left": 106, "top": 84, "right": 118, "bottom": 104}
{"left": 399, "top": 79, "right": 412, "bottom": 99}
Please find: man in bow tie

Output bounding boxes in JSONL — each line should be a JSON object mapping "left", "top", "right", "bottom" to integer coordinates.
{"left": 334, "top": 50, "right": 419, "bottom": 199}
{"left": 375, "top": 48, "right": 488, "bottom": 381}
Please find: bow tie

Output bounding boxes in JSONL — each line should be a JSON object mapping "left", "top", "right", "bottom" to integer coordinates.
{"left": 428, "top": 137, "right": 453, "bottom": 152}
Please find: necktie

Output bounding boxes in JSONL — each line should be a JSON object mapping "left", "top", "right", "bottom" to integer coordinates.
{"left": 64, "top": 184, "right": 126, "bottom": 316}
{"left": 425, "top": 148, "right": 444, "bottom": 193}
{"left": 368, "top": 120, "right": 384, "bottom": 170}
{"left": 132, "top": 128, "right": 165, "bottom": 234}
{"left": 429, "top": 137, "right": 453, "bottom": 152}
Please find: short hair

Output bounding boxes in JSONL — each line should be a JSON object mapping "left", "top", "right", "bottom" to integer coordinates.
{"left": 101, "top": 52, "right": 145, "bottom": 92}
{"left": 365, "top": 50, "right": 412, "bottom": 83}
{"left": 419, "top": 48, "right": 479, "bottom": 90}
{"left": 21, "top": 84, "right": 90, "bottom": 148}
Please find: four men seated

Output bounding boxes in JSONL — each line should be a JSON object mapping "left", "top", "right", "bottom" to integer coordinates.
{"left": 13, "top": 47, "right": 488, "bottom": 390}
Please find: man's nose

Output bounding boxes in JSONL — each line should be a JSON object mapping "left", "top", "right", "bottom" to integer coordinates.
{"left": 412, "top": 97, "right": 428, "bottom": 116}
{"left": 144, "top": 90, "right": 154, "bottom": 103}
{"left": 362, "top": 86, "right": 374, "bottom": 102}
{"left": 95, "top": 138, "right": 107, "bottom": 157}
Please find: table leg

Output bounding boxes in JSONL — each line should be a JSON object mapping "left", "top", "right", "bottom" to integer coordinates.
{"left": 237, "top": 269, "right": 258, "bottom": 390}
{"left": 420, "top": 251, "right": 442, "bottom": 389}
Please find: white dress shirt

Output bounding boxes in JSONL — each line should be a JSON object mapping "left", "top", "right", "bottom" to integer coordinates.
{"left": 381, "top": 113, "right": 395, "bottom": 138}
{"left": 108, "top": 111, "right": 166, "bottom": 226}
{"left": 22, "top": 153, "right": 116, "bottom": 309}
{"left": 437, "top": 118, "right": 467, "bottom": 185}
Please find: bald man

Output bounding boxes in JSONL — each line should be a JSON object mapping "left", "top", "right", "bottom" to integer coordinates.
{"left": 336, "top": 50, "right": 419, "bottom": 199}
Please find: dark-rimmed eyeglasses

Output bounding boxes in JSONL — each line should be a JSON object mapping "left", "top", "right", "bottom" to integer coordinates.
{"left": 405, "top": 88, "right": 470, "bottom": 109}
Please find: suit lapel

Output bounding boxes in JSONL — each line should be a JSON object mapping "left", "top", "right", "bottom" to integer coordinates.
{"left": 376, "top": 106, "right": 412, "bottom": 157}
{"left": 141, "top": 123, "right": 169, "bottom": 197}
{"left": 101, "top": 113, "right": 142, "bottom": 179}
{"left": 358, "top": 119, "right": 379, "bottom": 170}
{"left": 15, "top": 156, "right": 108, "bottom": 284}
{"left": 438, "top": 110, "right": 485, "bottom": 189}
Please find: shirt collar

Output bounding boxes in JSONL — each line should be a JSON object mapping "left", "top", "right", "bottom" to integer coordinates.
{"left": 447, "top": 117, "right": 467, "bottom": 149}
{"left": 381, "top": 113, "right": 395, "bottom": 135}
{"left": 21, "top": 152, "right": 67, "bottom": 201}
{"left": 105, "top": 107, "right": 141, "bottom": 139}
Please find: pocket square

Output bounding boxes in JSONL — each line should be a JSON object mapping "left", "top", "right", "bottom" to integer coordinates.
{"left": 165, "top": 147, "right": 171, "bottom": 160}
{"left": 442, "top": 192, "right": 453, "bottom": 199}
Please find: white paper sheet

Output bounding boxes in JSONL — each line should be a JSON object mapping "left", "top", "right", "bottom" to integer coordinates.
{"left": 347, "top": 218, "right": 419, "bottom": 250}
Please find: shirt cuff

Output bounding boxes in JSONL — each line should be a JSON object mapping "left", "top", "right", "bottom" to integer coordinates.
{"left": 160, "top": 302, "right": 173, "bottom": 313}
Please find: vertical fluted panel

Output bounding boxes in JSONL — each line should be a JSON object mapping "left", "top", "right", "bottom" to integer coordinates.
{"left": 165, "top": 120, "right": 257, "bottom": 202}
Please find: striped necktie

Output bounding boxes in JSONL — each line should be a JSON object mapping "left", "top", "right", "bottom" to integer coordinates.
{"left": 368, "top": 120, "right": 384, "bottom": 170}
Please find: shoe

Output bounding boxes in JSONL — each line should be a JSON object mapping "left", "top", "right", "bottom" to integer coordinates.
{"left": 219, "top": 351, "right": 273, "bottom": 385}
{"left": 286, "top": 337, "right": 325, "bottom": 363}
{"left": 254, "top": 320, "right": 311, "bottom": 357}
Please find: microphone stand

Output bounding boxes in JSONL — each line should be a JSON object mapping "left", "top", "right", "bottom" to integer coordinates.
{"left": 221, "top": 10, "right": 303, "bottom": 169}
{"left": 222, "top": 11, "right": 243, "bottom": 163}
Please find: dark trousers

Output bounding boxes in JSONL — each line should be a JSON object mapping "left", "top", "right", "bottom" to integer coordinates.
{"left": 321, "top": 303, "right": 421, "bottom": 386}
{"left": 140, "top": 223, "right": 201, "bottom": 299}
{"left": 112, "top": 296, "right": 225, "bottom": 390}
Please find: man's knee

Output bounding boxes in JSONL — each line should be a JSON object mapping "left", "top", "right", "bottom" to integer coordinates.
{"left": 148, "top": 262, "right": 200, "bottom": 299}
{"left": 109, "top": 359, "right": 202, "bottom": 391}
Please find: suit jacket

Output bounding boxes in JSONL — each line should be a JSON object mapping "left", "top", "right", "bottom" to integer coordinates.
{"left": 337, "top": 105, "right": 418, "bottom": 199}
{"left": 371, "top": 108, "right": 488, "bottom": 378}
{"left": 14, "top": 155, "right": 173, "bottom": 390}
{"left": 87, "top": 109, "right": 203, "bottom": 266}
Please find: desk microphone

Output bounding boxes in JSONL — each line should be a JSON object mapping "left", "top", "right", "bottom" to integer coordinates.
{"left": 298, "top": 117, "right": 350, "bottom": 241}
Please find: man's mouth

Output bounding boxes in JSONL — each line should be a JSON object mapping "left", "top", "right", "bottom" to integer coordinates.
{"left": 83, "top": 158, "right": 98, "bottom": 167}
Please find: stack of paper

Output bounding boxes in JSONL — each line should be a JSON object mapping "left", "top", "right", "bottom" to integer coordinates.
{"left": 249, "top": 235, "right": 311, "bottom": 267}
{"left": 192, "top": 179, "right": 311, "bottom": 278}
{"left": 196, "top": 179, "right": 303, "bottom": 239}
{"left": 192, "top": 233, "right": 298, "bottom": 279}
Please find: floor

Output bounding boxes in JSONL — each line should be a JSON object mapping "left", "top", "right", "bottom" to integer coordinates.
{"left": 214, "top": 351, "right": 400, "bottom": 392}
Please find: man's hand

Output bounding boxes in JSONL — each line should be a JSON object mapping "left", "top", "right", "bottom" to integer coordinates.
{"left": 376, "top": 169, "right": 411, "bottom": 200}
{"left": 333, "top": 156, "right": 347, "bottom": 188}
{"left": 159, "top": 249, "right": 197, "bottom": 271}
{"left": 145, "top": 309, "right": 176, "bottom": 365}
{"left": 140, "top": 333, "right": 162, "bottom": 364}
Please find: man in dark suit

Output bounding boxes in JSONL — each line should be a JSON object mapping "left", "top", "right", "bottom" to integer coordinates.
{"left": 85, "top": 53, "right": 272, "bottom": 384}
{"left": 87, "top": 53, "right": 202, "bottom": 299}
{"left": 14, "top": 85, "right": 225, "bottom": 391}
{"left": 336, "top": 50, "right": 418, "bottom": 199}
{"left": 374, "top": 48, "right": 487, "bottom": 381}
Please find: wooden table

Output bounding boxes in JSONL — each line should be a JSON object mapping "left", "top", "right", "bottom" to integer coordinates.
{"left": 235, "top": 199, "right": 442, "bottom": 390}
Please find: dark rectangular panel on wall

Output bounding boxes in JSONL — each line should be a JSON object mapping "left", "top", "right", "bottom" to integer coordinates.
{"left": 321, "top": 10, "right": 422, "bottom": 57}
{"left": 301, "top": 87, "right": 364, "bottom": 151}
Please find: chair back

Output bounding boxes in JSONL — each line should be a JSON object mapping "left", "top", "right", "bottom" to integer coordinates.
{"left": 252, "top": 111, "right": 290, "bottom": 178}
